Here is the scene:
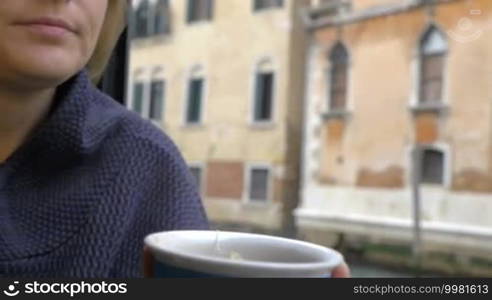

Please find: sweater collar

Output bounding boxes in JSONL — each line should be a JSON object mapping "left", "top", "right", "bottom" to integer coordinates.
{"left": 0, "top": 70, "right": 103, "bottom": 261}
{"left": 4, "top": 70, "right": 94, "bottom": 175}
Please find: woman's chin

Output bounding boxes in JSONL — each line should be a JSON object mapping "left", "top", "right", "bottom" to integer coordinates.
{"left": 14, "top": 61, "right": 82, "bottom": 89}
{"left": 7, "top": 49, "right": 82, "bottom": 82}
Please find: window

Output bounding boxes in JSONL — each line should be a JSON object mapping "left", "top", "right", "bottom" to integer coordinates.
{"left": 421, "top": 149, "right": 444, "bottom": 185}
{"left": 153, "top": 0, "right": 171, "bottom": 35}
{"left": 187, "top": 0, "right": 214, "bottom": 23}
{"left": 135, "top": 0, "right": 150, "bottom": 38}
{"left": 248, "top": 167, "right": 270, "bottom": 202}
{"left": 132, "top": 82, "right": 144, "bottom": 115}
{"left": 253, "top": 0, "right": 283, "bottom": 11}
{"left": 419, "top": 26, "right": 447, "bottom": 104}
{"left": 189, "top": 166, "right": 203, "bottom": 193}
{"left": 253, "top": 60, "right": 275, "bottom": 123}
{"left": 254, "top": 73, "right": 274, "bottom": 122}
{"left": 133, "top": 0, "right": 171, "bottom": 38}
{"left": 150, "top": 80, "right": 165, "bottom": 121}
{"left": 186, "top": 67, "right": 205, "bottom": 125}
{"left": 186, "top": 79, "right": 203, "bottom": 124}
{"left": 328, "top": 42, "right": 349, "bottom": 111}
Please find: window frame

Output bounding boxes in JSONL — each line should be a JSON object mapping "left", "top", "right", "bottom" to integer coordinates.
{"left": 407, "top": 143, "right": 451, "bottom": 189}
{"left": 243, "top": 163, "right": 274, "bottom": 205}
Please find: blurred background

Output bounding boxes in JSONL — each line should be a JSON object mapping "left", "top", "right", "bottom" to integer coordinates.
{"left": 110, "top": 0, "right": 492, "bottom": 277}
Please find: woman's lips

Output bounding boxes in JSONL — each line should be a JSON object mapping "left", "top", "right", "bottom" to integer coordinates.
{"left": 14, "top": 17, "right": 77, "bottom": 39}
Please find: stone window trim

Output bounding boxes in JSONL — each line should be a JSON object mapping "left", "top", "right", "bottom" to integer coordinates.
{"left": 409, "top": 101, "right": 450, "bottom": 115}
{"left": 321, "top": 109, "right": 351, "bottom": 121}
{"left": 408, "top": 143, "right": 452, "bottom": 189}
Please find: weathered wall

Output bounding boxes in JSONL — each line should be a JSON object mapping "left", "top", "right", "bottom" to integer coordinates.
{"left": 297, "top": 0, "right": 492, "bottom": 257}
{"left": 308, "top": 0, "right": 492, "bottom": 192}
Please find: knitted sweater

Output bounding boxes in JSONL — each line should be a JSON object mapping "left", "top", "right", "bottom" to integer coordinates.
{"left": 0, "top": 71, "right": 209, "bottom": 278}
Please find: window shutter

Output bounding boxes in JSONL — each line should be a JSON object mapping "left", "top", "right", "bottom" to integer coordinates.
{"left": 133, "top": 83, "right": 144, "bottom": 115}
{"left": 254, "top": 74, "right": 264, "bottom": 121}
{"left": 262, "top": 73, "right": 273, "bottom": 120}
{"left": 254, "top": 73, "right": 274, "bottom": 122}
{"left": 150, "top": 81, "right": 165, "bottom": 121}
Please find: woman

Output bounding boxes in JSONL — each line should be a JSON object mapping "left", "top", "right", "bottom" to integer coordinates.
{"left": 0, "top": 0, "right": 208, "bottom": 278}
{"left": 0, "top": 0, "right": 348, "bottom": 278}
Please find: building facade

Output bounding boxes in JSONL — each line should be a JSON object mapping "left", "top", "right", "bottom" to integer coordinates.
{"left": 128, "top": 0, "right": 311, "bottom": 234}
{"left": 296, "top": 0, "right": 492, "bottom": 269}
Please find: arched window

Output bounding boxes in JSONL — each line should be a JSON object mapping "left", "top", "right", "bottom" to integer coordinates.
{"left": 419, "top": 26, "right": 448, "bottom": 104}
{"left": 328, "top": 42, "right": 349, "bottom": 111}
{"left": 135, "top": 0, "right": 150, "bottom": 38}
{"left": 153, "top": 0, "right": 170, "bottom": 35}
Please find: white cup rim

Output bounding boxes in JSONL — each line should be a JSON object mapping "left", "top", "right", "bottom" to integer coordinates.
{"left": 144, "top": 230, "right": 344, "bottom": 277}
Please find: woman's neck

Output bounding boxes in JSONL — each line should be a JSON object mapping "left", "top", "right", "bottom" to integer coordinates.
{"left": 0, "top": 87, "right": 55, "bottom": 163}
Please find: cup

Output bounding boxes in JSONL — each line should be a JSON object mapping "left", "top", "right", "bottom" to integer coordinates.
{"left": 143, "top": 230, "right": 344, "bottom": 278}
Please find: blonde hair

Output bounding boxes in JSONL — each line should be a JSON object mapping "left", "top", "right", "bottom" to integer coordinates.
{"left": 86, "top": 0, "right": 128, "bottom": 84}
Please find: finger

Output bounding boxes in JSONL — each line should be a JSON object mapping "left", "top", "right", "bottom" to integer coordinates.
{"left": 143, "top": 246, "right": 155, "bottom": 278}
{"left": 332, "top": 262, "right": 351, "bottom": 278}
